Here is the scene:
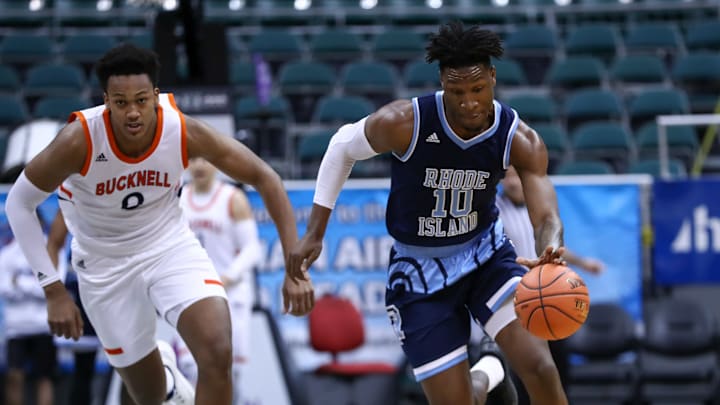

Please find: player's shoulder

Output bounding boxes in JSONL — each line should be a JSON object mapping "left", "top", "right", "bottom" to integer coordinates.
{"left": 368, "top": 99, "right": 414, "bottom": 133}
{"left": 55, "top": 119, "right": 90, "bottom": 149}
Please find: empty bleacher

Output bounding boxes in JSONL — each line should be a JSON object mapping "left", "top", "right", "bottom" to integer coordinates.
{"left": 0, "top": 0, "right": 718, "bottom": 179}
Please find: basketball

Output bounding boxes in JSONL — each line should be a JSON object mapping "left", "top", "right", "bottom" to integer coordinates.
{"left": 513, "top": 263, "right": 590, "bottom": 340}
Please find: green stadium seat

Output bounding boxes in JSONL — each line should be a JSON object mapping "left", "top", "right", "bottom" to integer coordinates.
{"left": 340, "top": 61, "right": 398, "bottom": 108}
{"left": 628, "top": 88, "right": 690, "bottom": 130}
{"left": 312, "top": 95, "right": 374, "bottom": 125}
{"left": 555, "top": 160, "right": 615, "bottom": 175}
{"left": 628, "top": 158, "right": 686, "bottom": 177}
{"left": 278, "top": 61, "right": 336, "bottom": 123}
{"left": 572, "top": 122, "right": 634, "bottom": 172}
{"left": 308, "top": 30, "right": 364, "bottom": 67}
{"left": 636, "top": 122, "right": 698, "bottom": 165}
{"left": 565, "top": 25, "right": 619, "bottom": 63}
{"left": 493, "top": 58, "right": 528, "bottom": 87}
{"left": 672, "top": 53, "right": 720, "bottom": 84}
{"left": 370, "top": 29, "right": 425, "bottom": 69}
{"left": 33, "top": 96, "right": 89, "bottom": 120}
{"left": 297, "top": 130, "right": 333, "bottom": 178}
{"left": 23, "top": 63, "right": 86, "bottom": 98}
{"left": 0, "top": 35, "right": 54, "bottom": 66}
{"left": 234, "top": 95, "right": 292, "bottom": 158}
{"left": 62, "top": 34, "right": 118, "bottom": 64}
{"left": 507, "top": 94, "right": 556, "bottom": 124}
{"left": 545, "top": 56, "right": 605, "bottom": 90}
{"left": 0, "top": 95, "right": 29, "bottom": 131}
{"left": 503, "top": 26, "right": 557, "bottom": 85}
{"left": 625, "top": 23, "right": 681, "bottom": 55}
{"left": 247, "top": 31, "right": 303, "bottom": 73}
{"left": 229, "top": 61, "right": 257, "bottom": 94}
{"left": 685, "top": 21, "right": 720, "bottom": 51}
{"left": 534, "top": 123, "right": 570, "bottom": 173}
{"left": 610, "top": 55, "right": 667, "bottom": 85}
{"left": 0, "top": 65, "right": 21, "bottom": 94}
{"left": 671, "top": 53, "right": 720, "bottom": 113}
{"left": 123, "top": 32, "right": 153, "bottom": 49}
{"left": 564, "top": 89, "right": 623, "bottom": 130}
{"left": 404, "top": 59, "right": 439, "bottom": 92}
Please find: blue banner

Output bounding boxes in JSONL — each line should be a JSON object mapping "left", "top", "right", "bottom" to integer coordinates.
{"left": 555, "top": 183, "right": 643, "bottom": 321}
{"left": 652, "top": 178, "right": 720, "bottom": 285}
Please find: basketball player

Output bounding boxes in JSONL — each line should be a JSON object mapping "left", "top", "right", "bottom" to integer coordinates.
{"left": 290, "top": 21, "right": 567, "bottom": 405}
{"left": 0, "top": 212, "right": 58, "bottom": 405}
{"left": 177, "top": 157, "right": 262, "bottom": 403}
{"left": 6, "top": 43, "right": 314, "bottom": 405}
{"left": 497, "top": 165, "right": 604, "bottom": 404}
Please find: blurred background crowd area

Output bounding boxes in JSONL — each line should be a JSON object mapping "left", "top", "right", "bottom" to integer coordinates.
{"left": 0, "top": 0, "right": 719, "bottom": 179}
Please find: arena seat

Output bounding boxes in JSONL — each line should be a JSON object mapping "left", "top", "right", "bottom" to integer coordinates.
{"left": 628, "top": 88, "right": 690, "bottom": 130}
{"left": 638, "top": 298, "right": 720, "bottom": 404}
{"left": 572, "top": 122, "right": 634, "bottom": 172}
{"left": 564, "top": 25, "right": 620, "bottom": 64}
{"left": 565, "top": 303, "right": 640, "bottom": 405}
{"left": 278, "top": 60, "right": 336, "bottom": 123}
{"left": 340, "top": 61, "right": 398, "bottom": 108}
{"left": 32, "top": 96, "right": 89, "bottom": 120}
{"left": 545, "top": 56, "right": 605, "bottom": 90}
{"left": 610, "top": 54, "right": 667, "bottom": 85}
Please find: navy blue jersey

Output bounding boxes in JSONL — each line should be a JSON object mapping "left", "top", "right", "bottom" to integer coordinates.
{"left": 386, "top": 91, "right": 519, "bottom": 247}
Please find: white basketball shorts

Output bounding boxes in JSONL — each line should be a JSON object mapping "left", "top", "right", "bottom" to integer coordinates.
{"left": 73, "top": 234, "right": 227, "bottom": 368}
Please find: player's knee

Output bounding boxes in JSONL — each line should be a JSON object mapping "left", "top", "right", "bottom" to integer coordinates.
{"left": 524, "top": 353, "right": 558, "bottom": 384}
{"left": 194, "top": 334, "right": 232, "bottom": 374}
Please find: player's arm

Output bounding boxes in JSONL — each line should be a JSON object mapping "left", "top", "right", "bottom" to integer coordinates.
{"left": 185, "top": 116, "right": 296, "bottom": 266}
{"left": 294, "top": 100, "right": 415, "bottom": 270}
{"left": 509, "top": 121, "right": 565, "bottom": 265}
{"left": 5, "top": 121, "right": 86, "bottom": 339}
{"left": 47, "top": 210, "right": 69, "bottom": 269}
{"left": 185, "top": 116, "right": 314, "bottom": 315}
{"left": 221, "top": 189, "right": 262, "bottom": 286}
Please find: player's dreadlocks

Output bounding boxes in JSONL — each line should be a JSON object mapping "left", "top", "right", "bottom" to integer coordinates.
{"left": 426, "top": 21, "right": 504, "bottom": 70}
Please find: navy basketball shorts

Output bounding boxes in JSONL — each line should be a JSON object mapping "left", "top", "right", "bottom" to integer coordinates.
{"left": 385, "top": 239, "right": 527, "bottom": 381}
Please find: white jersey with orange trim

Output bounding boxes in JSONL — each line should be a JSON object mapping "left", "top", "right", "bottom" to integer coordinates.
{"left": 58, "top": 93, "right": 193, "bottom": 261}
{"left": 179, "top": 180, "right": 239, "bottom": 274}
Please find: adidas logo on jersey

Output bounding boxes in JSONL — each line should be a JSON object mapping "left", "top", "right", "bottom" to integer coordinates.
{"left": 95, "top": 153, "right": 108, "bottom": 162}
{"left": 425, "top": 133, "right": 440, "bottom": 143}
{"left": 76, "top": 259, "right": 86, "bottom": 269}
{"left": 37, "top": 272, "right": 47, "bottom": 281}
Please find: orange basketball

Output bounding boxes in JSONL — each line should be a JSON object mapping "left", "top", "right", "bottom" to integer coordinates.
{"left": 513, "top": 263, "right": 590, "bottom": 340}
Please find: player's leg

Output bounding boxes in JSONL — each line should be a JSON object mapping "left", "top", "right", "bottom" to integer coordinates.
{"left": 150, "top": 237, "right": 232, "bottom": 405}
{"left": 76, "top": 255, "right": 172, "bottom": 405}
{"left": 469, "top": 240, "right": 566, "bottom": 405}
{"left": 5, "top": 338, "right": 26, "bottom": 405}
{"left": 175, "top": 297, "right": 233, "bottom": 404}
{"left": 30, "top": 334, "right": 57, "bottom": 405}
{"left": 495, "top": 319, "right": 566, "bottom": 404}
{"left": 386, "top": 276, "right": 477, "bottom": 405}
{"left": 469, "top": 333, "right": 517, "bottom": 405}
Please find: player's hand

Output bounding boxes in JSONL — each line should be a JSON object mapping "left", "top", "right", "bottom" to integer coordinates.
{"left": 517, "top": 246, "right": 567, "bottom": 269}
{"left": 43, "top": 281, "right": 83, "bottom": 341}
{"left": 281, "top": 272, "right": 314, "bottom": 316}
{"left": 287, "top": 234, "right": 323, "bottom": 283}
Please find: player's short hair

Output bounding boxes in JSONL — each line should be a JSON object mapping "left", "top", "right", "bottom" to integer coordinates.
{"left": 426, "top": 21, "right": 504, "bottom": 70}
{"left": 95, "top": 43, "right": 161, "bottom": 92}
